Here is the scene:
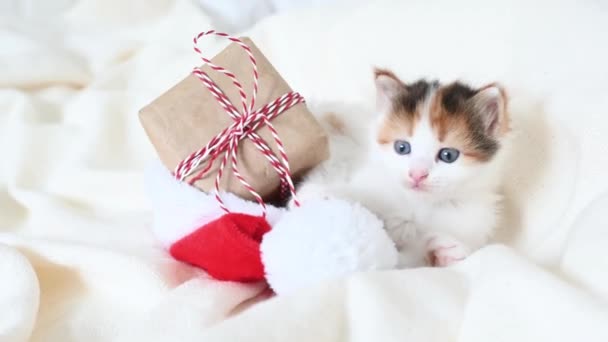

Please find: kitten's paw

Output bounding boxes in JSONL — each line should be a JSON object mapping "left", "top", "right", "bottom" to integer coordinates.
{"left": 425, "top": 235, "right": 470, "bottom": 267}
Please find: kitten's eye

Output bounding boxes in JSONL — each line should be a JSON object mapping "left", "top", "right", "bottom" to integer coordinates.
{"left": 438, "top": 148, "right": 460, "bottom": 163}
{"left": 393, "top": 140, "right": 411, "bottom": 155}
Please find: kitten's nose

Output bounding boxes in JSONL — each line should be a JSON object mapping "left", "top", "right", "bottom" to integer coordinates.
{"left": 409, "top": 169, "right": 429, "bottom": 184}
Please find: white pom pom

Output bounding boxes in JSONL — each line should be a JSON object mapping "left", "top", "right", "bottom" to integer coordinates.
{"left": 261, "top": 199, "right": 399, "bottom": 295}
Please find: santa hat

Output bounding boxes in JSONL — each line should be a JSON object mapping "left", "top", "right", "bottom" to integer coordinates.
{"left": 144, "top": 160, "right": 399, "bottom": 295}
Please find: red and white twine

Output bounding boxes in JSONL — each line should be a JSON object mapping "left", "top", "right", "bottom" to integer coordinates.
{"left": 173, "top": 30, "right": 302, "bottom": 215}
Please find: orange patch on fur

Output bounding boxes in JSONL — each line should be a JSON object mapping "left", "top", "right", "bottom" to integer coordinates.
{"left": 462, "top": 151, "right": 490, "bottom": 161}
{"left": 435, "top": 123, "right": 492, "bottom": 163}
{"left": 378, "top": 98, "right": 425, "bottom": 139}
{"left": 377, "top": 113, "right": 415, "bottom": 145}
{"left": 429, "top": 98, "right": 467, "bottom": 141}
{"left": 429, "top": 87, "right": 499, "bottom": 163}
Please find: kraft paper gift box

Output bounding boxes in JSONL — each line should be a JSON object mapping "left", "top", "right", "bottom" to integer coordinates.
{"left": 139, "top": 37, "right": 329, "bottom": 201}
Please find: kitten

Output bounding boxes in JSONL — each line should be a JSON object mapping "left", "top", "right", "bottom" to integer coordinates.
{"left": 292, "top": 68, "right": 511, "bottom": 268}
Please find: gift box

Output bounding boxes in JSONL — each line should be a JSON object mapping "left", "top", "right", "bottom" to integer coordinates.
{"left": 138, "top": 35, "right": 329, "bottom": 201}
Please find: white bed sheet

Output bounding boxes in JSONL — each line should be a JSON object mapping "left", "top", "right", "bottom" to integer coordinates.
{"left": 1, "top": 0, "right": 608, "bottom": 341}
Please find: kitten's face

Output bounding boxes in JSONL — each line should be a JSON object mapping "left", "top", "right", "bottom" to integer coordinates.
{"left": 372, "top": 69, "right": 510, "bottom": 195}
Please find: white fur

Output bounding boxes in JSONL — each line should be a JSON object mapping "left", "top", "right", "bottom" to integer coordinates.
{"left": 261, "top": 199, "right": 399, "bottom": 295}
{"left": 143, "top": 159, "right": 285, "bottom": 248}
{"left": 296, "top": 88, "right": 510, "bottom": 268}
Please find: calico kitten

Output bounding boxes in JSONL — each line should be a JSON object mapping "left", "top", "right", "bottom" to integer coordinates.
{"left": 293, "top": 68, "right": 511, "bottom": 268}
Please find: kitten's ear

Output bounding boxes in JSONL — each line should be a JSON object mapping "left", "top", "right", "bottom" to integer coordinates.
{"left": 470, "top": 84, "right": 509, "bottom": 136}
{"left": 374, "top": 68, "right": 405, "bottom": 113}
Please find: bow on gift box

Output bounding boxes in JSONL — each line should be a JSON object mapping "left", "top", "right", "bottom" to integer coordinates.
{"left": 169, "top": 31, "right": 304, "bottom": 281}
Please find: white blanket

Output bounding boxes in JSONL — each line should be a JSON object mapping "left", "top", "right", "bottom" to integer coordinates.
{"left": 2, "top": 0, "right": 608, "bottom": 341}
